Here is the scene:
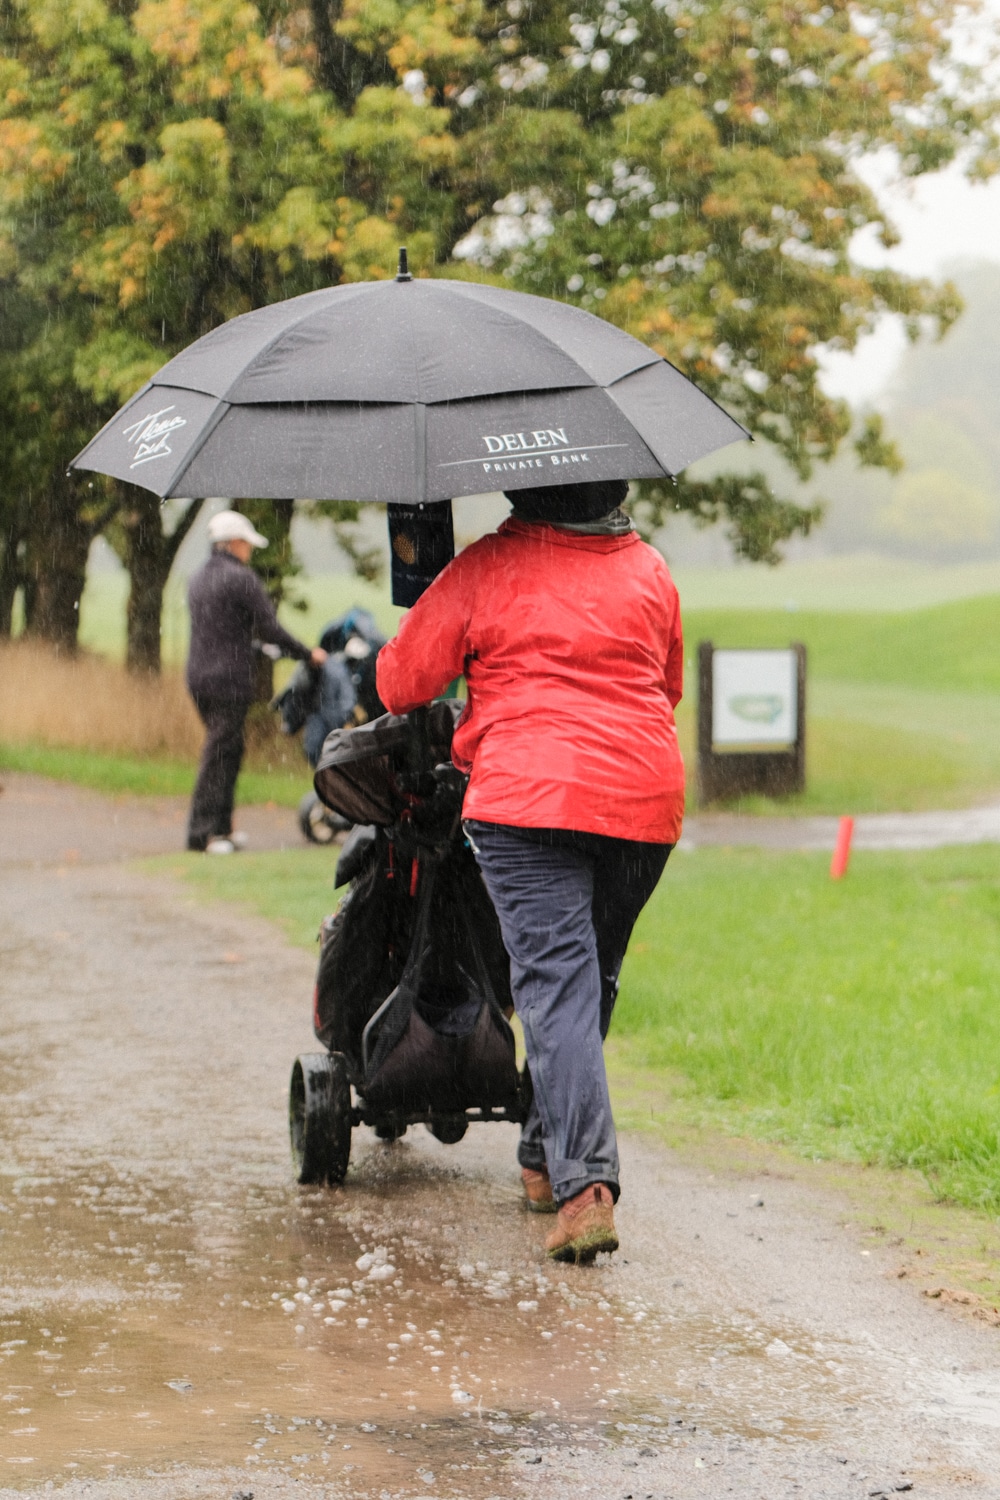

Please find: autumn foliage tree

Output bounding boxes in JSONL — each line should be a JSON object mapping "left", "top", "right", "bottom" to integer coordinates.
{"left": 407, "top": 0, "right": 982, "bottom": 557}
{"left": 0, "top": 0, "right": 996, "bottom": 660}
{"left": 0, "top": 0, "right": 449, "bottom": 663}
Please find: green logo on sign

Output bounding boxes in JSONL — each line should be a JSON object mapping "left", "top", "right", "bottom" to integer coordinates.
{"left": 728, "top": 694, "right": 784, "bottom": 724}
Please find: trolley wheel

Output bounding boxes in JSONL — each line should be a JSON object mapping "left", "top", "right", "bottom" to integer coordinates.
{"left": 299, "top": 791, "right": 339, "bottom": 845}
{"left": 374, "top": 1119, "right": 407, "bottom": 1142}
{"left": 289, "top": 1052, "right": 352, "bottom": 1184}
{"left": 428, "top": 1116, "right": 468, "bottom": 1145}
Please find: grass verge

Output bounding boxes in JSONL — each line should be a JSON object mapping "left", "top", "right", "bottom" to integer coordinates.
{"left": 683, "top": 594, "right": 1000, "bottom": 694}
{"left": 12, "top": 594, "right": 1000, "bottom": 814}
{"left": 617, "top": 842, "right": 1000, "bottom": 1212}
{"left": 1, "top": 740, "right": 311, "bottom": 808}
{"left": 153, "top": 840, "right": 1000, "bottom": 1215}
{"left": 6, "top": 707, "right": 998, "bottom": 816}
{"left": 144, "top": 848, "right": 337, "bottom": 950}
{"left": 672, "top": 705, "right": 1000, "bottom": 815}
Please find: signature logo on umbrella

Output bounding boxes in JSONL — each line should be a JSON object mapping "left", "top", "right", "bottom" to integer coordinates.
{"left": 728, "top": 693, "right": 785, "bottom": 724}
{"left": 122, "top": 406, "right": 187, "bottom": 468}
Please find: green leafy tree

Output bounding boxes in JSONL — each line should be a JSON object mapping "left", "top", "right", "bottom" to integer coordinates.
{"left": 2, "top": 0, "right": 995, "bottom": 670}
{"left": 425, "top": 0, "right": 983, "bottom": 559}
{"left": 0, "top": 286, "right": 120, "bottom": 650}
{"left": 0, "top": 0, "right": 447, "bottom": 663}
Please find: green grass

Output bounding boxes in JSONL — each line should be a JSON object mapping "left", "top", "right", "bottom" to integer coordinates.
{"left": 7, "top": 690, "right": 999, "bottom": 817}
{"left": 667, "top": 595, "right": 1000, "bottom": 812}
{"left": 684, "top": 594, "right": 1000, "bottom": 693}
{"left": 0, "top": 740, "right": 312, "bottom": 807}
{"left": 670, "top": 553, "right": 1000, "bottom": 613}
{"left": 145, "top": 848, "right": 338, "bottom": 951}
{"left": 24, "top": 569, "right": 1000, "bottom": 814}
{"left": 732, "top": 716, "right": 997, "bottom": 814}
{"left": 617, "top": 842, "right": 1000, "bottom": 1210}
{"left": 670, "top": 700, "right": 1000, "bottom": 815}
{"left": 156, "top": 839, "right": 1000, "bottom": 1212}
{"left": 74, "top": 571, "right": 403, "bottom": 667}
{"left": 72, "top": 558, "right": 1000, "bottom": 690}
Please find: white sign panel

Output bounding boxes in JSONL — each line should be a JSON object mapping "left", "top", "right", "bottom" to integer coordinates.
{"left": 712, "top": 649, "right": 797, "bottom": 748}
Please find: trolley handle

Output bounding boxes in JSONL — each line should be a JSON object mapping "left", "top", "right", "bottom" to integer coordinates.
{"left": 406, "top": 704, "right": 433, "bottom": 775}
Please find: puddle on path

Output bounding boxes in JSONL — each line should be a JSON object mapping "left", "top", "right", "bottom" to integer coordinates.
{"left": 0, "top": 1133, "right": 862, "bottom": 1492}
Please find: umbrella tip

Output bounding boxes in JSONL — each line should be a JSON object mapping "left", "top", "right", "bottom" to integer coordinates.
{"left": 395, "top": 247, "right": 413, "bottom": 282}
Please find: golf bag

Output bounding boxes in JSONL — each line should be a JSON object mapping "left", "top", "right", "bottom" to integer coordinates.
{"left": 273, "top": 608, "right": 388, "bottom": 769}
{"left": 271, "top": 608, "right": 389, "bottom": 843}
{"left": 311, "top": 702, "right": 522, "bottom": 1121}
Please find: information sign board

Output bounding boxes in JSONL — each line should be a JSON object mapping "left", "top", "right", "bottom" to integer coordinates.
{"left": 711, "top": 649, "right": 798, "bottom": 749}
{"left": 697, "top": 641, "right": 806, "bottom": 802}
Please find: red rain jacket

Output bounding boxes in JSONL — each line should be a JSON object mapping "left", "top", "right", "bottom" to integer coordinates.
{"left": 376, "top": 518, "right": 685, "bottom": 844}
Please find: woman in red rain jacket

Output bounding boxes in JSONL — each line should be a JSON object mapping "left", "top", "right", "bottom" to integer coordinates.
{"left": 376, "top": 479, "right": 683, "bottom": 1263}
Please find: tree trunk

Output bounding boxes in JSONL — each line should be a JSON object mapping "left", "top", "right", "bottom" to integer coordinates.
{"left": 0, "top": 518, "right": 23, "bottom": 638}
{"left": 21, "top": 471, "right": 95, "bottom": 653}
{"left": 121, "top": 489, "right": 204, "bottom": 674}
{"left": 238, "top": 496, "right": 298, "bottom": 704}
{"left": 125, "top": 509, "right": 170, "bottom": 673}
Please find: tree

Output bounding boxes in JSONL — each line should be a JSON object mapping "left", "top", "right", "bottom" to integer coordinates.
{"left": 101, "top": 490, "right": 204, "bottom": 673}
{"left": 2, "top": 0, "right": 995, "bottom": 663}
{"left": 0, "top": 0, "right": 449, "bottom": 658}
{"left": 425, "top": 0, "right": 985, "bottom": 559}
{"left": 85, "top": 0, "right": 994, "bottom": 565}
{"left": 0, "top": 263, "right": 122, "bottom": 649}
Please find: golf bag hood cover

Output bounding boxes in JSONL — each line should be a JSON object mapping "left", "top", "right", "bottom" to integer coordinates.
{"left": 505, "top": 479, "right": 629, "bottom": 524}
{"left": 313, "top": 700, "right": 463, "bottom": 825}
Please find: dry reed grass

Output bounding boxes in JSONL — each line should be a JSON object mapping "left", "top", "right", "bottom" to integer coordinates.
{"left": 0, "top": 640, "right": 203, "bottom": 759}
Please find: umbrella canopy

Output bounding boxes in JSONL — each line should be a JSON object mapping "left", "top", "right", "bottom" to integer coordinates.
{"left": 72, "top": 267, "right": 748, "bottom": 502}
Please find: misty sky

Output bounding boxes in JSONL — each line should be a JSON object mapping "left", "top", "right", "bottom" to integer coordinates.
{"left": 821, "top": 7, "right": 1000, "bottom": 403}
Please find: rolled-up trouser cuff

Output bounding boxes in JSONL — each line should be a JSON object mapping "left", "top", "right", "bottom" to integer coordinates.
{"left": 550, "top": 1159, "right": 620, "bottom": 1205}
{"left": 517, "top": 1142, "right": 547, "bottom": 1173}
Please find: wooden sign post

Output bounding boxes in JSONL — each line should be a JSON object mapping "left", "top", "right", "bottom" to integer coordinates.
{"left": 697, "top": 642, "right": 807, "bottom": 803}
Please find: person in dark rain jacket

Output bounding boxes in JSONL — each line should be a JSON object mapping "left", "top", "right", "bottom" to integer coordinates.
{"left": 376, "top": 479, "right": 684, "bottom": 1263}
{"left": 185, "top": 509, "right": 326, "bottom": 853}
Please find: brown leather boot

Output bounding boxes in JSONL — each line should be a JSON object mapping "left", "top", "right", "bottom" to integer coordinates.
{"left": 521, "top": 1166, "right": 556, "bottom": 1213}
{"left": 544, "top": 1183, "right": 618, "bottom": 1264}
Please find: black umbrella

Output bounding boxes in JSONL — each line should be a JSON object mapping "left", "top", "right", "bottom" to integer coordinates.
{"left": 71, "top": 253, "right": 747, "bottom": 504}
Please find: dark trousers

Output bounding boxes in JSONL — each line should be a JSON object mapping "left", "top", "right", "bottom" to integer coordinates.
{"left": 465, "top": 821, "right": 671, "bottom": 1205}
{"left": 187, "top": 694, "right": 250, "bottom": 851}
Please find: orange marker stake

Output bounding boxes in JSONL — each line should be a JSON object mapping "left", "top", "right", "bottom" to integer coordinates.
{"left": 830, "top": 816, "right": 854, "bottom": 879}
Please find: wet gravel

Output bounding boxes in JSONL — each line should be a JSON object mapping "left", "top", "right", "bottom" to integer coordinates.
{"left": 2, "top": 774, "right": 1000, "bottom": 1497}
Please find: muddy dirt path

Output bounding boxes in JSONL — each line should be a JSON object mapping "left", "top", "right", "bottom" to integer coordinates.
{"left": 2, "top": 775, "right": 1000, "bottom": 1499}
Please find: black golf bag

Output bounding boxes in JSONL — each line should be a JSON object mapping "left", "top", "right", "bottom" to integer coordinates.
{"left": 288, "top": 702, "right": 526, "bottom": 1185}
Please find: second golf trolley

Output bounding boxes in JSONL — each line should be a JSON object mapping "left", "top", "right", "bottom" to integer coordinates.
{"left": 270, "top": 608, "right": 388, "bottom": 845}
{"left": 289, "top": 701, "right": 528, "bottom": 1185}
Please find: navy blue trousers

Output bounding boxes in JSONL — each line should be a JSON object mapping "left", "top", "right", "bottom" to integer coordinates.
{"left": 465, "top": 821, "right": 671, "bottom": 1205}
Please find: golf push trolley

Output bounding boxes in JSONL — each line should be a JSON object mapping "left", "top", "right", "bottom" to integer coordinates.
{"left": 289, "top": 701, "right": 528, "bottom": 1184}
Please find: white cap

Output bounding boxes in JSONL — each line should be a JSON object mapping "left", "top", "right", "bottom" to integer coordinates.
{"left": 207, "top": 509, "right": 268, "bottom": 548}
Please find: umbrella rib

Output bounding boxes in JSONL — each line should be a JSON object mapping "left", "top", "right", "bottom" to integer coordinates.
{"left": 432, "top": 280, "right": 660, "bottom": 383}
{"left": 160, "top": 397, "right": 233, "bottom": 499}
{"left": 70, "top": 380, "right": 154, "bottom": 469}
{"left": 414, "top": 403, "right": 427, "bottom": 503}
{"left": 171, "top": 284, "right": 374, "bottom": 403}
{"left": 608, "top": 359, "right": 751, "bottom": 438}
